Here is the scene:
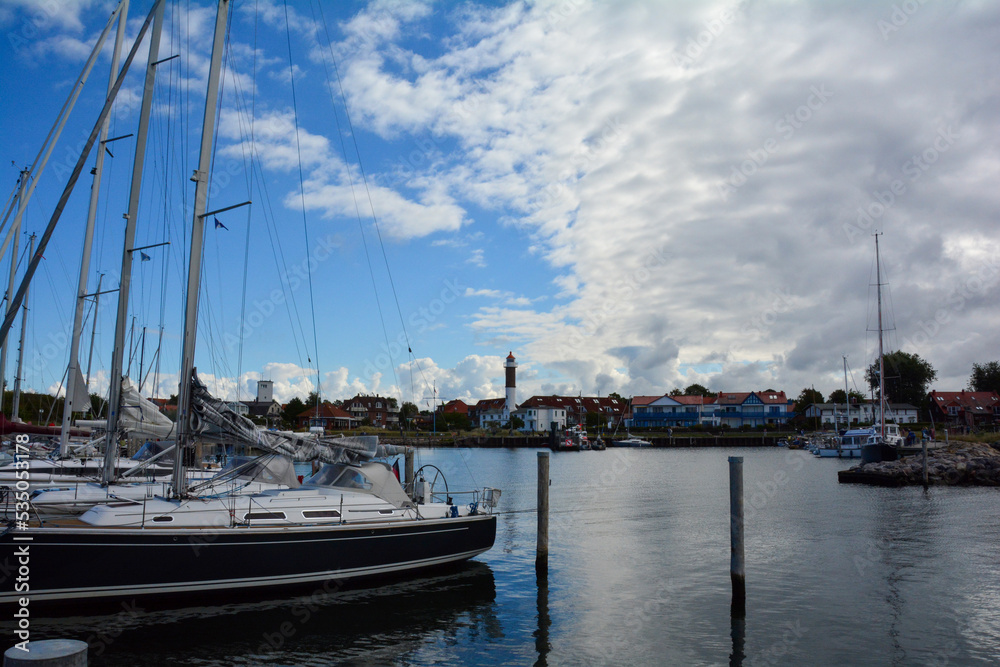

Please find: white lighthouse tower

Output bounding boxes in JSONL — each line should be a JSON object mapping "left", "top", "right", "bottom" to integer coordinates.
{"left": 504, "top": 352, "right": 517, "bottom": 420}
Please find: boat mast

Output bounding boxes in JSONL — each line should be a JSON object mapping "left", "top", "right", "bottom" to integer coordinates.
{"left": 0, "top": 0, "right": 160, "bottom": 354}
{"left": 85, "top": 274, "right": 104, "bottom": 389}
{"left": 843, "top": 355, "right": 850, "bottom": 427}
{"left": 0, "top": 171, "right": 27, "bottom": 407}
{"left": 874, "top": 232, "right": 885, "bottom": 440}
{"left": 60, "top": 0, "right": 130, "bottom": 457}
{"left": 172, "top": 0, "right": 231, "bottom": 499}
{"left": 102, "top": 0, "right": 165, "bottom": 486}
{"left": 11, "top": 234, "right": 35, "bottom": 424}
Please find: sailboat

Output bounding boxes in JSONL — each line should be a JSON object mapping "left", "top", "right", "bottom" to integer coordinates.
{"left": 0, "top": 0, "right": 498, "bottom": 608}
{"left": 860, "top": 233, "right": 900, "bottom": 464}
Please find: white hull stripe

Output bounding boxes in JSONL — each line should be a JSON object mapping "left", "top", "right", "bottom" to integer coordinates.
{"left": 35, "top": 525, "right": 470, "bottom": 547}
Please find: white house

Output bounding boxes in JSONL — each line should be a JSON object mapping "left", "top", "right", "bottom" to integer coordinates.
{"left": 513, "top": 404, "right": 567, "bottom": 432}
{"left": 805, "top": 402, "right": 919, "bottom": 426}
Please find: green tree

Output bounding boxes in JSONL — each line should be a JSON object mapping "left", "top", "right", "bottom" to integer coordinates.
{"left": 508, "top": 415, "right": 525, "bottom": 430}
{"left": 668, "top": 388, "right": 682, "bottom": 396}
{"left": 793, "top": 388, "right": 824, "bottom": 414}
{"left": 399, "top": 401, "right": 419, "bottom": 427}
{"left": 684, "top": 383, "right": 717, "bottom": 397}
{"left": 970, "top": 361, "right": 1000, "bottom": 394}
{"left": 828, "top": 388, "right": 866, "bottom": 405}
{"left": 608, "top": 392, "right": 625, "bottom": 403}
{"left": 282, "top": 397, "right": 306, "bottom": 426}
{"left": 866, "top": 351, "right": 937, "bottom": 407}
{"left": 442, "top": 412, "right": 472, "bottom": 431}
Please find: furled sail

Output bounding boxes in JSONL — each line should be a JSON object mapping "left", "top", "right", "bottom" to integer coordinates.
{"left": 76, "top": 377, "right": 176, "bottom": 440}
{"left": 188, "top": 371, "right": 407, "bottom": 463}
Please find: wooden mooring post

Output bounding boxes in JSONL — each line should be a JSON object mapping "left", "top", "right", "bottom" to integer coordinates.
{"left": 404, "top": 449, "right": 414, "bottom": 494}
{"left": 922, "top": 439, "right": 929, "bottom": 487}
{"left": 536, "top": 451, "right": 549, "bottom": 575}
{"left": 729, "top": 456, "right": 746, "bottom": 616}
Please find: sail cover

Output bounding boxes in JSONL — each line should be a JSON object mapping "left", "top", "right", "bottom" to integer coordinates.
{"left": 188, "top": 371, "right": 408, "bottom": 463}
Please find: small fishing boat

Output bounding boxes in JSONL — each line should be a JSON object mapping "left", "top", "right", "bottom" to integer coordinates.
{"left": 553, "top": 425, "right": 589, "bottom": 451}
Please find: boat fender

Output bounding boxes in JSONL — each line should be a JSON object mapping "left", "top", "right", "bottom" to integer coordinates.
{"left": 449, "top": 505, "right": 459, "bottom": 518}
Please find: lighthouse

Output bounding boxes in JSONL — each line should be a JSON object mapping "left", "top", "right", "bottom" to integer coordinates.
{"left": 504, "top": 352, "right": 517, "bottom": 419}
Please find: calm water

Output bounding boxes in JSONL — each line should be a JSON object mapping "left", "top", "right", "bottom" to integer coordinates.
{"left": 12, "top": 447, "right": 1000, "bottom": 665}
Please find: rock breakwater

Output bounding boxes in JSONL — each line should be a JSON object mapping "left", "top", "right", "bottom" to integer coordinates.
{"left": 838, "top": 441, "right": 1000, "bottom": 487}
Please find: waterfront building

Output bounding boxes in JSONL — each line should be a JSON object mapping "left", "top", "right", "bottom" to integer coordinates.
{"left": 928, "top": 390, "right": 1000, "bottom": 429}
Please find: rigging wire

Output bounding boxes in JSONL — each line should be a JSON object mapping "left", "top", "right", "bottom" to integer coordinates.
{"left": 235, "top": 0, "right": 260, "bottom": 405}
{"left": 283, "top": 0, "right": 323, "bottom": 406}
{"left": 313, "top": 1, "right": 414, "bottom": 399}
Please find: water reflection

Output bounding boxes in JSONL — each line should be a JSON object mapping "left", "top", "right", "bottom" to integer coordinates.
{"left": 534, "top": 571, "right": 551, "bottom": 667}
{"left": 729, "top": 614, "right": 745, "bottom": 667}
{"left": 26, "top": 562, "right": 499, "bottom": 666}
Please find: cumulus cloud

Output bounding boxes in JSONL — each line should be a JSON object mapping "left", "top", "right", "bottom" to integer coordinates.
{"left": 14, "top": 0, "right": 1000, "bottom": 404}
{"left": 328, "top": 0, "right": 1000, "bottom": 396}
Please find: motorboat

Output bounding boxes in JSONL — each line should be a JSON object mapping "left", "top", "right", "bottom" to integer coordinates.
{"left": 553, "top": 425, "right": 589, "bottom": 451}
{"left": 815, "top": 429, "right": 869, "bottom": 458}
{"left": 612, "top": 434, "right": 652, "bottom": 447}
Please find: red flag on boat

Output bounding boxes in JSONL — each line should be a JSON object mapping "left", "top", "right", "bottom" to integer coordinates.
{"left": 392, "top": 459, "right": 400, "bottom": 481}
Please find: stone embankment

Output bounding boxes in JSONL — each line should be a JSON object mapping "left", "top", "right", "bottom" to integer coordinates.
{"left": 838, "top": 441, "right": 1000, "bottom": 487}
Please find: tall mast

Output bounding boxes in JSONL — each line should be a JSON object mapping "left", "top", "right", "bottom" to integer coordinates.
{"left": 102, "top": 0, "right": 165, "bottom": 485}
{"left": 172, "top": 0, "right": 231, "bottom": 498}
{"left": 0, "top": 171, "right": 27, "bottom": 406}
{"left": 875, "top": 232, "right": 885, "bottom": 439}
{"left": 0, "top": 0, "right": 160, "bottom": 354}
{"left": 85, "top": 274, "right": 104, "bottom": 389}
{"left": 843, "top": 355, "right": 850, "bottom": 427}
{"left": 60, "top": 0, "right": 130, "bottom": 457}
{"left": 11, "top": 234, "right": 36, "bottom": 423}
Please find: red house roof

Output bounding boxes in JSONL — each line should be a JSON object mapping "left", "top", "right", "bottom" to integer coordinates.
{"left": 930, "top": 391, "right": 999, "bottom": 411}
{"left": 296, "top": 403, "right": 355, "bottom": 421}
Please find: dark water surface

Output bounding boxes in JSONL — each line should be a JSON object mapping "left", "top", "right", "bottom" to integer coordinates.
{"left": 14, "top": 447, "right": 1000, "bottom": 665}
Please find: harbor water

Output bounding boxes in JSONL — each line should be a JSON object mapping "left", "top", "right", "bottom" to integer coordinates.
{"left": 10, "top": 446, "right": 1000, "bottom": 665}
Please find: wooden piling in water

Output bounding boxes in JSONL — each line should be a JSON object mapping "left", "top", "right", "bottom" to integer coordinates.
{"left": 536, "top": 451, "right": 549, "bottom": 575}
{"left": 922, "top": 440, "right": 928, "bottom": 487}
{"left": 729, "top": 456, "right": 746, "bottom": 616}
{"left": 404, "top": 449, "right": 414, "bottom": 494}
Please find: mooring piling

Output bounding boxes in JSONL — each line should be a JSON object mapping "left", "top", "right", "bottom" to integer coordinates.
{"left": 729, "top": 455, "right": 746, "bottom": 616}
{"left": 536, "top": 450, "right": 549, "bottom": 575}
{"left": 404, "top": 448, "right": 414, "bottom": 494}
{"left": 922, "top": 439, "right": 929, "bottom": 487}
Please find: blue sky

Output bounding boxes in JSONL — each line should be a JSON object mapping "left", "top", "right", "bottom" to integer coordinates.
{"left": 0, "top": 0, "right": 998, "bottom": 410}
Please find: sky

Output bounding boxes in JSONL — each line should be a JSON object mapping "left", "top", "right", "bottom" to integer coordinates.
{"left": 0, "top": 0, "right": 997, "bottom": 412}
